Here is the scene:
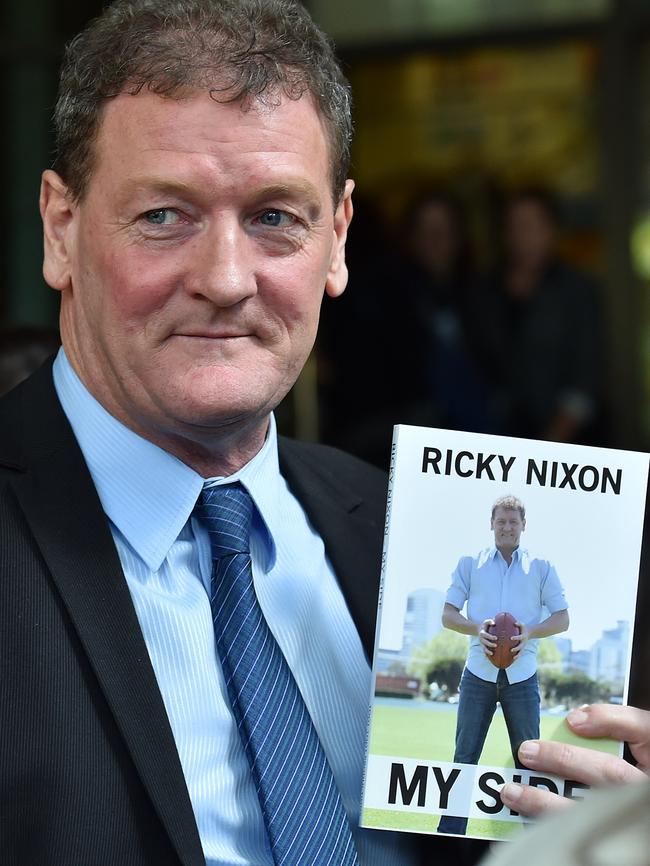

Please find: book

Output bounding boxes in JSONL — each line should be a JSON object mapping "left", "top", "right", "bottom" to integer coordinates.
{"left": 361, "top": 424, "right": 649, "bottom": 842}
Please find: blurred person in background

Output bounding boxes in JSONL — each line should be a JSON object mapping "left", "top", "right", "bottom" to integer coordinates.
{"left": 319, "top": 189, "right": 494, "bottom": 468}
{"left": 318, "top": 195, "right": 432, "bottom": 467}
{"left": 402, "top": 190, "right": 493, "bottom": 434}
{"left": 0, "top": 326, "right": 60, "bottom": 397}
{"left": 477, "top": 188, "right": 604, "bottom": 443}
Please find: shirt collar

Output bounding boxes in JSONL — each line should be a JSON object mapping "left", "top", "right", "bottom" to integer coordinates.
{"left": 490, "top": 545, "right": 524, "bottom": 563}
{"left": 201, "top": 429, "right": 280, "bottom": 574}
{"left": 53, "top": 348, "right": 278, "bottom": 572}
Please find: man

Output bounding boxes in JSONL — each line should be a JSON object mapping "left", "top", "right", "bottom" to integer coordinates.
{"left": 475, "top": 189, "right": 603, "bottom": 443}
{"left": 438, "top": 495, "right": 569, "bottom": 836}
{"left": 0, "top": 2, "right": 645, "bottom": 864}
{"left": 0, "top": 2, "right": 421, "bottom": 864}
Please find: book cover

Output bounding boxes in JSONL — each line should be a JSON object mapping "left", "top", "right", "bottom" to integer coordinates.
{"left": 361, "top": 424, "right": 649, "bottom": 842}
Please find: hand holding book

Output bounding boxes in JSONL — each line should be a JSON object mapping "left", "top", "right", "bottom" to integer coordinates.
{"left": 500, "top": 703, "right": 650, "bottom": 816}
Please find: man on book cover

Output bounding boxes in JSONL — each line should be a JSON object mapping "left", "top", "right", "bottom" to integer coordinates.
{"left": 437, "top": 494, "right": 569, "bottom": 836}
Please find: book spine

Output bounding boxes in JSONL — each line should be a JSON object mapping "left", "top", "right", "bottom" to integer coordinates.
{"left": 378, "top": 431, "right": 399, "bottom": 613}
{"left": 360, "top": 425, "right": 400, "bottom": 816}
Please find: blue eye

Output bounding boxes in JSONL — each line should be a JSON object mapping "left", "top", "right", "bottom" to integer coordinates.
{"left": 259, "top": 210, "right": 292, "bottom": 228}
{"left": 144, "top": 209, "right": 176, "bottom": 225}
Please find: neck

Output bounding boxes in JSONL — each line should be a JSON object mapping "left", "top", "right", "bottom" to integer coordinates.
{"left": 114, "top": 407, "right": 271, "bottom": 478}
{"left": 497, "top": 544, "right": 518, "bottom": 566}
{"left": 63, "top": 345, "right": 271, "bottom": 478}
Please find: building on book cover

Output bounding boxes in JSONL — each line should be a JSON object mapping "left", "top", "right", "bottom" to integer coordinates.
{"left": 361, "top": 425, "right": 648, "bottom": 842}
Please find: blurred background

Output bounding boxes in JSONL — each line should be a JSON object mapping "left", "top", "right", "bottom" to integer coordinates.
{"left": 3, "top": 0, "right": 650, "bottom": 467}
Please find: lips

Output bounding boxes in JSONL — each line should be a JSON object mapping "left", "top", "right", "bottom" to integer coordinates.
{"left": 173, "top": 332, "right": 251, "bottom": 339}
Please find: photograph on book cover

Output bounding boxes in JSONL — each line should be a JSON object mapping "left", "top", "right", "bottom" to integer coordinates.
{"left": 361, "top": 424, "right": 649, "bottom": 843}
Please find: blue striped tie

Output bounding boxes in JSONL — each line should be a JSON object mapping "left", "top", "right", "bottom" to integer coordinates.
{"left": 195, "top": 483, "right": 359, "bottom": 866}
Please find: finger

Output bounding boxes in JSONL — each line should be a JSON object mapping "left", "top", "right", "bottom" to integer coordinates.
{"left": 567, "top": 704, "right": 650, "bottom": 769}
{"left": 567, "top": 704, "right": 650, "bottom": 742}
{"left": 499, "top": 782, "right": 573, "bottom": 817}
{"left": 517, "top": 739, "right": 645, "bottom": 787}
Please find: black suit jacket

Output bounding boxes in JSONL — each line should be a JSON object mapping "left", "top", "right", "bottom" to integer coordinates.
{"left": 0, "top": 363, "right": 482, "bottom": 866}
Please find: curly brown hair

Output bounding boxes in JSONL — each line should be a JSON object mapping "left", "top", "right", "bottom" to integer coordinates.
{"left": 53, "top": 0, "right": 352, "bottom": 203}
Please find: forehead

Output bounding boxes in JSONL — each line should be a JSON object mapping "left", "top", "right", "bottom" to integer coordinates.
{"left": 492, "top": 508, "right": 523, "bottom": 522}
{"left": 89, "top": 88, "right": 332, "bottom": 196}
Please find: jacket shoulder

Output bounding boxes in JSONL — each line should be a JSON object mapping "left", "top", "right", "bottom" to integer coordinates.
{"left": 0, "top": 359, "right": 62, "bottom": 474}
{"left": 277, "top": 437, "right": 388, "bottom": 506}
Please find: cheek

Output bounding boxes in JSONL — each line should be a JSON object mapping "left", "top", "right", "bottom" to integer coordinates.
{"left": 100, "top": 248, "right": 180, "bottom": 323}
{"left": 264, "top": 257, "right": 328, "bottom": 332}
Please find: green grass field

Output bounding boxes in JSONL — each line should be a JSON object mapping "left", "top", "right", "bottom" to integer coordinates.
{"left": 362, "top": 808, "right": 522, "bottom": 840}
{"left": 364, "top": 699, "right": 619, "bottom": 840}
{"left": 368, "top": 700, "right": 619, "bottom": 765}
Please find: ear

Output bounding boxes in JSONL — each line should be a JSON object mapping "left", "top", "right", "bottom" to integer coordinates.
{"left": 40, "top": 169, "right": 77, "bottom": 292}
{"left": 325, "top": 179, "right": 354, "bottom": 299}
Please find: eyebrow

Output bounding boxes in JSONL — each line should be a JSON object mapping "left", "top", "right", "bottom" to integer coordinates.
{"left": 125, "top": 177, "right": 201, "bottom": 199}
{"left": 247, "top": 183, "right": 324, "bottom": 216}
{"left": 123, "top": 178, "right": 324, "bottom": 214}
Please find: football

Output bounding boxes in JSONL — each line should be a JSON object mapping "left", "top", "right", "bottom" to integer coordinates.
{"left": 487, "top": 612, "right": 520, "bottom": 669}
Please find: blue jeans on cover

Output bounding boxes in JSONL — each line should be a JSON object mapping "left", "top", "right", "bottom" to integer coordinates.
{"left": 437, "top": 668, "right": 540, "bottom": 836}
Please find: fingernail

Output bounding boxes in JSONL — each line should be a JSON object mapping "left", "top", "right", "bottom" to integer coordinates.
{"left": 568, "top": 708, "right": 588, "bottom": 727}
{"left": 519, "top": 741, "right": 539, "bottom": 761}
{"left": 502, "top": 782, "right": 522, "bottom": 801}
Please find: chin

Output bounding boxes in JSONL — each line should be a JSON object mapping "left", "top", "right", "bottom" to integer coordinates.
{"left": 157, "top": 366, "right": 290, "bottom": 426}
{"left": 168, "top": 389, "right": 275, "bottom": 431}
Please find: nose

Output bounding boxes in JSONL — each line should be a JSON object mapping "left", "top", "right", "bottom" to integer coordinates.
{"left": 185, "top": 218, "right": 257, "bottom": 308}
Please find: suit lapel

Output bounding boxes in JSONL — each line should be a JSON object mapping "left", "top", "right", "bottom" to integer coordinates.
{"left": 278, "top": 438, "right": 385, "bottom": 660}
{"left": 3, "top": 365, "right": 204, "bottom": 866}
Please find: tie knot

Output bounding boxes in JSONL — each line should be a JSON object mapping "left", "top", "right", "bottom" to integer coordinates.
{"left": 196, "top": 483, "right": 253, "bottom": 558}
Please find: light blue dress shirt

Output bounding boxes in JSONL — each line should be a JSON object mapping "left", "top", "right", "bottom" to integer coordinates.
{"left": 446, "top": 546, "right": 568, "bottom": 684}
{"left": 53, "top": 349, "right": 416, "bottom": 866}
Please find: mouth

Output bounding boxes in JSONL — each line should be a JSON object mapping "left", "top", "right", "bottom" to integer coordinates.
{"left": 172, "top": 332, "right": 253, "bottom": 340}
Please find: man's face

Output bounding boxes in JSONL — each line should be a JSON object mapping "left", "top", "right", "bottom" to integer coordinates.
{"left": 410, "top": 202, "right": 459, "bottom": 278}
{"left": 491, "top": 507, "right": 525, "bottom": 551}
{"left": 41, "top": 89, "right": 352, "bottom": 461}
{"left": 504, "top": 200, "right": 555, "bottom": 269}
